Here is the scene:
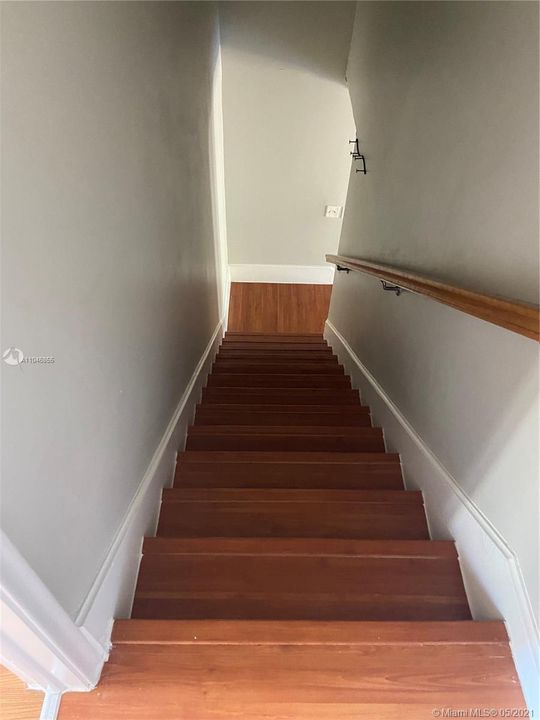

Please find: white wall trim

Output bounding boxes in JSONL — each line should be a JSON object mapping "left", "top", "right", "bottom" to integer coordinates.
{"left": 229, "top": 263, "right": 334, "bottom": 285}
{"left": 209, "top": 23, "right": 230, "bottom": 324}
{"left": 325, "top": 319, "right": 540, "bottom": 713}
{"left": 1, "top": 318, "right": 225, "bottom": 718}
{"left": 222, "top": 266, "right": 231, "bottom": 331}
{"left": 0, "top": 532, "right": 104, "bottom": 693}
{"left": 75, "top": 317, "right": 224, "bottom": 649}
{"left": 40, "top": 692, "right": 62, "bottom": 720}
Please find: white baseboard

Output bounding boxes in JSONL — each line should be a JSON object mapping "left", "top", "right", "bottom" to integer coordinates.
{"left": 75, "top": 318, "right": 224, "bottom": 653}
{"left": 40, "top": 692, "right": 62, "bottom": 720}
{"left": 325, "top": 319, "right": 540, "bottom": 713}
{"left": 222, "top": 266, "right": 231, "bottom": 332}
{"left": 0, "top": 532, "right": 105, "bottom": 694}
{"left": 229, "top": 263, "right": 334, "bottom": 284}
{"left": 1, "top": 319, "right": 224, "bottom": 719}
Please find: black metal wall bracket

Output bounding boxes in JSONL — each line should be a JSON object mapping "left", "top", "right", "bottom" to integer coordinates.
{"left": 381, "top": 280, "right": 406, "bottom": 296}
{"left": 355, "top": 155, "right": 367, "bottom": 174}
{"left": 349, "top": 139, "right": 367, "bottom": 174}
{"left": 336, "top": 265, "right": 351, "bottom": 274}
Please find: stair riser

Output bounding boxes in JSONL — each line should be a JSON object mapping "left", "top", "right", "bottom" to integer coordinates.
{"left": 218, "top": 350, "right": 336, "bottom": 360}
{"left": 156, "top": 502, "right": 428, "bottom": 538}
{"left": 219, "top": 343, "right": 331, "bottom": 351}
{"left": 185, "top": 435, "right": 385, "bottom": 452}
{"left": 133, "top": 555, "right": 469, "bottom": 621}
{"left": 207, "top": 375, "right": 351, "bottom": 388}
{"left": 188, "top": 426, "right": 379, "bottom": 437}
{"left": 223, "top": 337, "right": 326, "bottom": 344}
{"left": 195, "top": 403, "right": 370, "bottom": 413}
{"left": 202, "top": 388, "right": 361, "bottom": 404}
{"left": 142, "top": 538, "right": 455, "bottom": 559}
{"left": 194, "top": 412, "right": 372, "bottom": 427}
{"left": 212, "top": 363, "right": 344, "bottom": 374}
{"left": 175, "top": 464, "right": 403, "bottom": 489}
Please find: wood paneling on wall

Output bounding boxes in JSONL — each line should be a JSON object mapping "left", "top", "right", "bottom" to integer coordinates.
{"left": 228, "top": 283, "right": 332, "bottom": 334}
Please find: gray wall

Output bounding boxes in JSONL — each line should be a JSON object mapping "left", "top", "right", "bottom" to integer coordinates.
{"left": 220, "top": 1, "right": 356, "bottom": 267}
{"left": 1, "top": 1, "right": 221, "bottom": 618}
{"left": 329, "top": 1, "right": 539, "bottom": 616}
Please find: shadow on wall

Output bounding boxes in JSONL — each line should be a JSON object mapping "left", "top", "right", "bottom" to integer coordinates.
{"left": 218, "top": 1, "right": 356, "bottom": 84}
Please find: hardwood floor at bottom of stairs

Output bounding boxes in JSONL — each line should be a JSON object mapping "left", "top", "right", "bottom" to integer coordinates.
{"left": 58, "top": 620, "right": 525, "bottom": 720}
{"left": 0, "top": 665, "right": 44, "bottom": 720}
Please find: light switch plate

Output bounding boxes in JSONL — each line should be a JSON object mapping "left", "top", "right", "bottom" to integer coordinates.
{"left": 324, "top": 205, "right": 343, "bottom": 219}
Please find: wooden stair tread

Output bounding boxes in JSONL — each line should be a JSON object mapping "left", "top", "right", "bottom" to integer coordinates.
{"left": 219, "top": 342, "right": 332, "bottom": 350}
{"left": 60, "top": 630, "right": 523, "bottom": 719}
{"left": 222, "top": 333, "right": 328, "bottom": 345}
{"left": 161, "top": 488, "right": 418, "bottom": 502}
{"left": 194, "top": 406, "right": 372, "bottom": 427}
{"left": 223, "top": 333, "right": 325, "bottom": 338}
{"left": 178, "top": 450, "right": 399, "bottom": 463}
{"left": 212, "top": 362, "right": 345, "bottom": 374}
{"left": 188, "top": 425, "right": 381, "bottom": 436}
{"left": 218, "top": 349, "right": 336, "bottom": 359}
{"left": 195, "top": 403, "right": 369, "bottom": 413}
{"left": 175, "top": 466, "right": 403, "bottom": 490}
{"left": 202, "top": 387, "right": 361, "bottom": 404}
{"left": 222, "top": 336, "right": 327, "bottom": 344}
{"left": 207, "top": 373, "right": 351, "bottom": 387}
{"left": 141, "top": 537, "right": 456, "bottom": 558}
{"left": 185, "top": 431, "right": 385, "bottom": 452}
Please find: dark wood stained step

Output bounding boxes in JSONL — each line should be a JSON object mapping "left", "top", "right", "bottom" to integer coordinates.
{"left": 222, "top": 335, "right": 326, "bottom": 344}
{"left": 218, "top": 342, "right": 331, "bottom": 351}
{"left": 57, "top": 323, "right": 526, "bottom": 719}
{"left": 61, "top": 626, "right": 523, "bottom": 719}
{"left": 174, "top": 458, "right": 403, "bottom": 489}
{"left": 212, "top": 361, "right": 344, "bottom": 374}
{"left": 113, "top": 618, "right": 509, "bottom": 646}
{"left": 178, "top": 451, "right": 400, "bottom": 464}
{"left": 194, "top": 407, "right": 372, "bottom": 427}
{"left": 188, "top": 425, "right": 379, "bottom": 436}
{"left": 206, "top": 373, "right": 351, "bottom": 388}
{"left": 162, "top": 488, "right": 418, "bottom": 502}
{"left": 175, "top": 451, "right": 402, "bottom": 488}
{"left": 218, "top": 349, "right": 336, "bottom": 360}
{"left": 132, "top": 552, "right": 469, "bottom": 621}
{"left": 185, "top": 427, "right": 385, "bottom": 452}
{"left": 156, "top": 491, "right": 428, "bottom": 539}
{"left": 195, "top": 403, "right": 369, "bottom": 413}
{"left": 202, "top": 387, "right": 361, "bottom": 404}
{"left": 142, "top": 537, "right": 455, "bottom": 559}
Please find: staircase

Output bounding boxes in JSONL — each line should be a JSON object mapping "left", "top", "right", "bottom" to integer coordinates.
{"left": 59, "top": 333, "right": 525, "bottom": 718}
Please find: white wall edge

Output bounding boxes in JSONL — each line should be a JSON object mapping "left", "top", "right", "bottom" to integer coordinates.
{"left": 229, "top": 263, "right": 334, "bottom": 284}
{"left": 325, "top": 319, "right": 540, "bottom": 713}
{"left": 1, "top": 318, "right": 225, "bottom": 719}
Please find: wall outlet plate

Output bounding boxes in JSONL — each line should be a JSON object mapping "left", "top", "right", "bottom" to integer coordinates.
{"left": 324, "top": 205, "right": 343, "bottom": 219}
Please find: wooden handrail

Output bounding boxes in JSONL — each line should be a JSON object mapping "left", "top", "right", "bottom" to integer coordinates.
{"left": 326, "top": 254, "right": 539, "bottom": 341}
